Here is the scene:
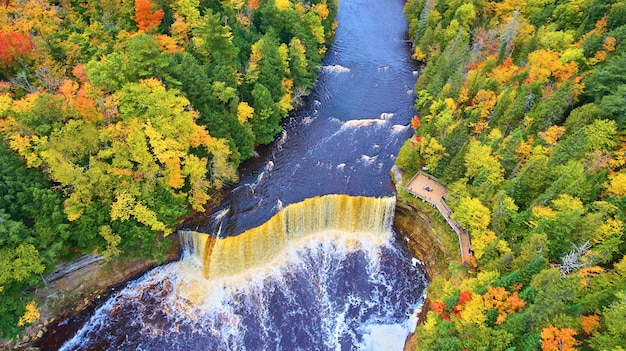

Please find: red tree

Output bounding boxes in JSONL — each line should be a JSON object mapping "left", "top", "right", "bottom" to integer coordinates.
{"left": 458, "top": 290, "right": 472, "bottom": 306}
{"left": 0, "top": 31, "right": 32, "bottom": 67}
{"left": 410, "top": 115, "right": 421, "bottom": 130}
{"left": 134, "top": 0, "right": 164, "bottom": 33}
{"left": 248, "top": 0, "right": 259, "bottom": 10}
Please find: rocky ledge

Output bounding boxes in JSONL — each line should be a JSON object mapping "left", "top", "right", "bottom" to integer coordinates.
{"left": 2, "top": 236, "right": 180, "bottom": 351}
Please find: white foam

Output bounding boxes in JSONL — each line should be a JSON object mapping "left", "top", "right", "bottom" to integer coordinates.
{"left": 342, "top": 119, "right": 387, "bottom": 128}
{"left": 322, "top": 64, "right": 351, "bottom": 73}
{"left": 380, "top": 113, "right": 395, "bottom": 120}
{"left": 275, "top": 130, "right": 288, "bottom": 149}
{"left": 246, "top": 171, "right": 265, "bottom": 194}
{"left": 359, "top": 323, "right": 409, "bottom": 351}
{"left": 358, "top": 295, "right": 425, "bottom": 351}
{"left": 392, "top": 124, "right": 410, "bottom": 133}
{"left": 360, "top": 154, "right": 378, "bottom": 164}
{"left": 316, "top": 161, "right": 333, "bottom": 170}
{"left": 214, "top": 208, "right": 230, "bottom": 237}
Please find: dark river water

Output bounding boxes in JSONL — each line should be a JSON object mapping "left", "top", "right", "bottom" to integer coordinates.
{"left": 56, "top": 0, "right": 427, "bottom": 349}
{"left": 191, "top": 0, "right": 421, "bottom": 237}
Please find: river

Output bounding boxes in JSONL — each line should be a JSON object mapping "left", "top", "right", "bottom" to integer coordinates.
{"left": 57, "top": 0, "right": 427, "bottom": 349}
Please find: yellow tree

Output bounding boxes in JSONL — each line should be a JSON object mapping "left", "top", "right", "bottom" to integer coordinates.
{"left": 606, "top": 172, "right": 626, "bottom": 196}
{"left": 525, "top": 49, "right": 579, "bottom": 88}
{"left": 417, "top": 135, "right": 447, "bottom": 172}
{"left": 237, "top": 101, "right": 255, "bottom": 124}
{"left": 171, "top": 0, "right": 201, "bottom": 28}
{"left": 17, "top": 301, "right": 40, "bottom": 327}
{"left": 426, "top": 98, "right": 456, "bottom": 136}
{"left": 454, "top": 197, "right": 492, "bottom": 230}
{"left": 453, "top": 197, "right": 496, "bottom": 258}
{"left": 464, "top": 140, "right": 504, "bottom": 184}
{"left": 539, "top": 125, "right": 566, "bottom": 148}
{"left": 105, "top": 79, "right": 237, "bottom": 223}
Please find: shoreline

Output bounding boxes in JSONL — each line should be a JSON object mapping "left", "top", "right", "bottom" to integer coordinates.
{"left": 395, "top": 200, "right": 443, "bottom": 351}
{"left": 393, "top": 173, "right": 460, "bottom": 350}
{"left": 2, "top": 236, "right": 181, "bottom": 351}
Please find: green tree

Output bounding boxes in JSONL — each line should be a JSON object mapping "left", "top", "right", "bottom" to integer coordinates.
{"left": 288, "top": 37, "right": 313, "bottom": 89}
{"left": 396, "top": 139, "right": 421, "bottom": 175}
{"left": 491, "top": 191, "right": 519, "bottom": 232}
{"left": 507, "top": 150, "right": 551, "bottom": 208}
{"left": 0, "top": 144, "right": 71, "bottom": 262}
{"left": 589, "top": 257, "right": 626, "bottom": 350}
{"left": 0, "top": 213, "right": 45, "bottom": 338}
{"left": 250, "top": 82, "right": 282, "bottom": 144}
{"left": 584, "top": 52, "right": 626, "bottom": 102}
{"left": 0, "top": 240, "right": 45, "bottom": 290}
{"left": 169, "top": 52, "right": 253, "bottom": 164}
{"left": 86, "top": 33, "right": 170, "bottom": 92}
{"left": 192, "top": 10, "right": 239, "bottom": 84}
{"left": 589, "top": 292, "right": 626, "bottom": 350}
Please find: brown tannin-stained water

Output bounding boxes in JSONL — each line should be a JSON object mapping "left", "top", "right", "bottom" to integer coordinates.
{"left": 58, "top": 0, "right": 427, "bottom": 349}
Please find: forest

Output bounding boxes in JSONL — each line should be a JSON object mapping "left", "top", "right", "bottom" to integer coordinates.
{"left": 0, "top": 0, "right": 337, "bottom": 338}
{"left": 398, "top": 0, "right": 626, "bottom": 349}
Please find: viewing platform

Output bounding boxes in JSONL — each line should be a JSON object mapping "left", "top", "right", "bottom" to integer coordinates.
{"left": 405, "top": 171, "right": 472, "bottom": 263}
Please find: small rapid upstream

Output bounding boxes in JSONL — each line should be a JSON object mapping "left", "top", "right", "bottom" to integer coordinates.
{"left": 59, "top": 0, "right": 427, "bottom": 349}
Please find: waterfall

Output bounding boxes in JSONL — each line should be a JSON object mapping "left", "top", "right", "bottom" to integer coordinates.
{"left": 61, "top": 205, "right": 425, "bottom": 351}
{"left": 180, "top": 194, "right": 396, "bottom": 279}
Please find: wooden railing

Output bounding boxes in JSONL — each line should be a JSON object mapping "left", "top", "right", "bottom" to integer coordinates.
{"left": 404, "top": 171, "right": 472, "bottom": 262}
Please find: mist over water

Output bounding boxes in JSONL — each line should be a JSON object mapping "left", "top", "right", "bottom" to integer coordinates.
{"left": 59, "top": 0, "right": 427, "bottom": 349}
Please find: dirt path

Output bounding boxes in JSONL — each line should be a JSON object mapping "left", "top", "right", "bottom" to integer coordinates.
{"left": 405, "top": 172, "right": 472, "bottom": 263}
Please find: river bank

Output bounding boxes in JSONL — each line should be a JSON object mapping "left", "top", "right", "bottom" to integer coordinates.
{"left": 396, "top": 197, "right": 458, "bottom": 350}
{"left": 393, "top": 169, "right": 462, "bottom": 351}
{"left": 1, "top": 236, "right": 181, "bottom": 351}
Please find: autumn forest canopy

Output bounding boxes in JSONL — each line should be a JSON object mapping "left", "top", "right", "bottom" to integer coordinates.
{"left": 0, "top": 0, "right": 336, "bottom": 337}
{"left": 1, "top": 0, "right": 626, "bottom": 347}
{"left": 398, "top": 0, "right": 626, "bottom": 349}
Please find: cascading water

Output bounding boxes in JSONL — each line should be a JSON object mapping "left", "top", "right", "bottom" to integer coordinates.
{"left": 58, "top": 0, "right": 428, "bottom": 349}
{"left": 185, "top": 195, "right": 397, "bottom": 279}
{"left": 56, "top": 204, "right": 428, "bottom": 351}
{"left": 61, "top": 196, "right": 425, "bottom": 350}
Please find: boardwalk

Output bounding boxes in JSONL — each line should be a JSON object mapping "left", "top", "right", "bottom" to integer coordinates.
{"left": 405, "top": 172, "right": 472, "bottom": 263}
